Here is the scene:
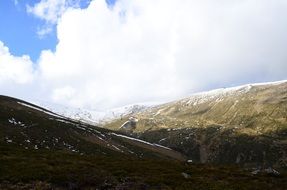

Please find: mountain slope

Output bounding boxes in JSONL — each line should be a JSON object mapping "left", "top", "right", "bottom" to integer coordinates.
{"left": 0, "top": 95, "right": 185, "bottom": 161}
{"left": 1, "top": 94, "right": 287, "bottom": 189}
{"left": 35, "top": 100, "right": 149, "bottom": 125}
{"left": 105, "top": 80, "right": 287, "bottom": 167}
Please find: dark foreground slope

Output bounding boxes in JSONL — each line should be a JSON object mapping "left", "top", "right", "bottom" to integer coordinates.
{"left": 1, "top": 147, "right": 287, "bottom": 190}
{"left": 0, "top": 95, "right": 286, "bottom": 189}
{"left": 0, "top": 95, "right": 185, "bottom": 160}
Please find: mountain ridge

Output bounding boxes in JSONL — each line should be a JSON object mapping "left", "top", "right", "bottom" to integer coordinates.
{"left": 29, "top": 79, "right": 287, "bottom": 125}
{"left": 104, "top": 80, "right": 287, "bottom": 168}
{"left": 1, "top": 82, "right": 287, "bottom": 189}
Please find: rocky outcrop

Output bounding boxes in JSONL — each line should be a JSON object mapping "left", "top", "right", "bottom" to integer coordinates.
{"left": 120, "top": 117, "right": 138, "bottom": 131}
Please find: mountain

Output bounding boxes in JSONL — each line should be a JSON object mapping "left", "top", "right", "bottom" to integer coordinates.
{"left": 104, "top": 80, "right": 287, "bottom": 168}
{"left": 0, "top": 95, "right": 186, "bottom": 160}
{"left": 0, "top": 92, "right": 286, "bottom": 189}
{"left": 35, "top": 100, "right": 149, "bottom": 125}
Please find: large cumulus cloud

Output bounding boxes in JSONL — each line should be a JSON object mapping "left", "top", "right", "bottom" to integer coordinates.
{"left": 1, "top": 0, "right": 287, "bottom": 110}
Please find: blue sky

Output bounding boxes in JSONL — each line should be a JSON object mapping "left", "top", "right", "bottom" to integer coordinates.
{"left": 0, "top": 0, "right": 56, "bottom": 62}
{"left": 0, "top": 0, "right": 286, "bottom": 110}
{"left": 0, "top": 0, "right": 115, "bottom": 62}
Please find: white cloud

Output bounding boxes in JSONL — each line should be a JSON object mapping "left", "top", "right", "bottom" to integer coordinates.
{"left": 0, "top": 41, "right": 39, "bottom": 102}
{"left": 36, "top": 25, "right": 54, "bottom": 38}
{"left": 52, "top": 86, "right": 76, "bottom": 102}
{"left": 26, "top": 0, "right": 82, "bottom": 36}
{"left": 36, "top": 0, "right": 287, "bottom": 110}
{"left": 2, "top": 0, "right": 287, "bottom": 110}
{"left": 27, "top": 0, "right": 67, "bottom": 24}
{"left": 0, "top": 41, "right": 34, "bottom": 84}
{"left": 13, "top": 0, "right": 19, "bottom": 6}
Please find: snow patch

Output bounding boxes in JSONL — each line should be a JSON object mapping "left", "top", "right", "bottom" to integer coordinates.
{"left": 32, "top": 100, "right": 153, "bottom": 125}
{"left": 8, "top": 118, "right": 26, "bottom": 127}
{"left": 111, "top": 145, "right": 121, "bottom": 151}
{"left": 17, "top": 102, "right": 64, "bottom": 118}
{"left": 111, "top": 133, "right": 171, "bottom": 150}
{"left": 182, "top": 80, "right": 287, "bottom": 106}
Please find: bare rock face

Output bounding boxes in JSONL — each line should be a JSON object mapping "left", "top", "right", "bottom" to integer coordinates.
{"left": 120, "top": 117, "right": 138, "bottom": 131}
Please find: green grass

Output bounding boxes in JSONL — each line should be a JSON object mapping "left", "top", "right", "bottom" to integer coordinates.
{"left": 0, "top": 144, "right": 286, "bottom": 189}
{"left": 104, "top": 83, "right": 287, "bottom": 168}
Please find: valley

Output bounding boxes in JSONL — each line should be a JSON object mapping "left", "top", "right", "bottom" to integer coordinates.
{"left": 0, "top": 80, "right": 287, "bottom": 189}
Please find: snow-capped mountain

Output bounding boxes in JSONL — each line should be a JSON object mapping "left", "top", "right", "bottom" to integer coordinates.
{"left": 178, "top": 79, "right": 287, "bottom": 106}
{"left": 32, "top": 101, "right": 151, "bottom": 125}
{"left": 31, "top": 80, "right": 287, "bottom": 126}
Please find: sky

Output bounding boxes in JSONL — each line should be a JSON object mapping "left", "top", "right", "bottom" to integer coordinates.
{"left": 0, "top": 0, "right": 286, "bottom": 111}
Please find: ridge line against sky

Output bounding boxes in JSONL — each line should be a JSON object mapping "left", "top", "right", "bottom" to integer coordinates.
{"left": 0, "top": 0, "right": 286, "bottom": 111}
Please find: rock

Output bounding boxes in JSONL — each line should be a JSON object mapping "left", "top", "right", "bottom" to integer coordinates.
{"left": 181, "top": 172, "right": 191, "bottom": 179}
{"left": 251, "top": 167, "right": 280, "bottom": 176}
{"left": 264, "top": 167, "right": 280, "bottom": 176}
{"left": 120, "top": 117, "right": 138, "bottom": 131}
{"left": 187, "top": 159, "right": 193, "bottom": 163}
{"left": 251, "top": 169, "right": 260, "bottom": 175}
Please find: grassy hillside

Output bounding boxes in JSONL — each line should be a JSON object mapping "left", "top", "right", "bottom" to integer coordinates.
{"left": 1, "top": 144, "right": 286, "bottom": 189}
{"left": 1, "top": 92, "right": 287, "bottom": 189}
{"left": 0, "top": 95, "right": 187, "bottom": 161}
{"left": 105, "top": 81, "right": 287, "bottom": 167}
